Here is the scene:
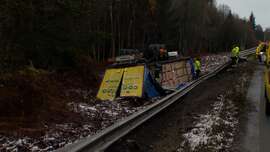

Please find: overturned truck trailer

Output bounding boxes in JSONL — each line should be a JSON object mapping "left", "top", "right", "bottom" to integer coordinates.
{"left": 96, "top": 64, "right": 164, "bottom": 101}
{"left": 97, "top": 58, "right": 195, "bottom": 101}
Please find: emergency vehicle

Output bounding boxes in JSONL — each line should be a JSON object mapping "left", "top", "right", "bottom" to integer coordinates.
{"left": 264, "top": 42, "right": 270, "bottom": 115}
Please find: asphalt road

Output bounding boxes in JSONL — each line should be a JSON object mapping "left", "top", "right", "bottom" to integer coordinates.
{"left": 242, "top": 63, "right": 270, "bottom": 152}
{"left": 259, "top": 66, "right": 270, "bottom": 152}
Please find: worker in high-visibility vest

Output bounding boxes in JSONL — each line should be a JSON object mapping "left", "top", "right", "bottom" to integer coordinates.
{"left": 266, "top": 42, "right": 270, "bottom": 66}
{"left": 194, "top": 58, "right": 201, "bottom": 79}
{"left": 231, "top": 45, "right": 240, "bottom": 65}
{"left": 256, "top": 43, "right": 263, "bottom": 61}
{"left": 256, "top": 43, "right": 261, "bottom": 56}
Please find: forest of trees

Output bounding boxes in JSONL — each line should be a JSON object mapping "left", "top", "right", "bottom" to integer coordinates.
{"left": 0, "top": 0, "right": 265, "bottom": 71}
{"left": 265, "top": 28, "right": 270, "bottom": 41}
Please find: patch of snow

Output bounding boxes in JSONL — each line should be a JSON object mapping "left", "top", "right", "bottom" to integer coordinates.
{"left": 178, "top": 95, "right": 238, "bottom": 152}
{"left": 201, "top": 54, "right": 230, "bottom": 74}
{"left": 31, "top": 146, "right": 39, "bottom": 151}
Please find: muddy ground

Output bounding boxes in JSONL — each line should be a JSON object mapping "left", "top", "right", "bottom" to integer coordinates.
{"left": 106, "top": 60, "right": 256, "bottom": 152}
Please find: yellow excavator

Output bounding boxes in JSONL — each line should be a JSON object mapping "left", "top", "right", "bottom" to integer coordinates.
{"left": 264, "top": 42, "right": 270, "bottom": 115}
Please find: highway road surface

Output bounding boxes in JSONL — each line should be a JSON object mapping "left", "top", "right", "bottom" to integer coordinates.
{"left": 259, "top": 65, "right": 270, "bottom": 152}
{"left": 242, "top": 63, "right": 270, "bottom": 152}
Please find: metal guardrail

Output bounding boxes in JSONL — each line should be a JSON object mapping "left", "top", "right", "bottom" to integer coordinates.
{"left": 57, "top": 48, "right": 256, "bottom": 152}
{"left": 239, "top": 47, "right": 256, "bottom": 57}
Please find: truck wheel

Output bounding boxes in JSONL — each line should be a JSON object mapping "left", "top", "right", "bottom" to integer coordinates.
{"left": 266, "top": 89, "right": 270, "bottom": 116}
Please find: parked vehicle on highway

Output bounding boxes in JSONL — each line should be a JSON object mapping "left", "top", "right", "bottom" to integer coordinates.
{"left": 264, "top": 42, "right": 270, "bottom": 115}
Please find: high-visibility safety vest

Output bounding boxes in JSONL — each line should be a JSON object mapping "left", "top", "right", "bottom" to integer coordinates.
{"left": 256, "top": 43, "right": 263, "bottom": 55}
{"left": 194, "top": 60, "right": 201, "bottom": 71}
{"left": 266, "top": 42, "right": 270, "bottom": 65}
{"left": 232, "top": 46, "right": 240, "bottom": 57}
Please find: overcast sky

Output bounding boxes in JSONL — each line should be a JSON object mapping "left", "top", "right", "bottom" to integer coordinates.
{"left": 216, "top": 0, "right": 270, "bottom": 29}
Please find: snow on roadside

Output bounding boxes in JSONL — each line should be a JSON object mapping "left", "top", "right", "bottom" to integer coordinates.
{"left": 201, "top": 54, "right": 230, "bottom": 74}
{"left": 177, "top": 95, "right": 238, "bottom": 152}
{"left": 68, "top": 100, "right": 149, "bottom": 129}
{"left": 0, "top": 99, "right": 151, "bottom": 152}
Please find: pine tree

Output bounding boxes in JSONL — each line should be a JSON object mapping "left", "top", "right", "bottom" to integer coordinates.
{"left": 249, "top": 12, "right": 256, "bottom": 31}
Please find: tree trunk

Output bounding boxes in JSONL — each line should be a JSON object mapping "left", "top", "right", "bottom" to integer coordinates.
{"left": 127, "top": 19, "right": 133, "bottom": 48}
{"left": 110, "top": 4, "right": 116, "bottom": 58}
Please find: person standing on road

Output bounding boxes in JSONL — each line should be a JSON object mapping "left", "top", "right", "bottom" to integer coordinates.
{"left": 231, "top": 45, "right": 240, "bottom": 65}
{"left": 194, "top": 57, "right": 201, "bottom": 79}
{"left": 256, "top": 42, "right": 263, "bottom": 62}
